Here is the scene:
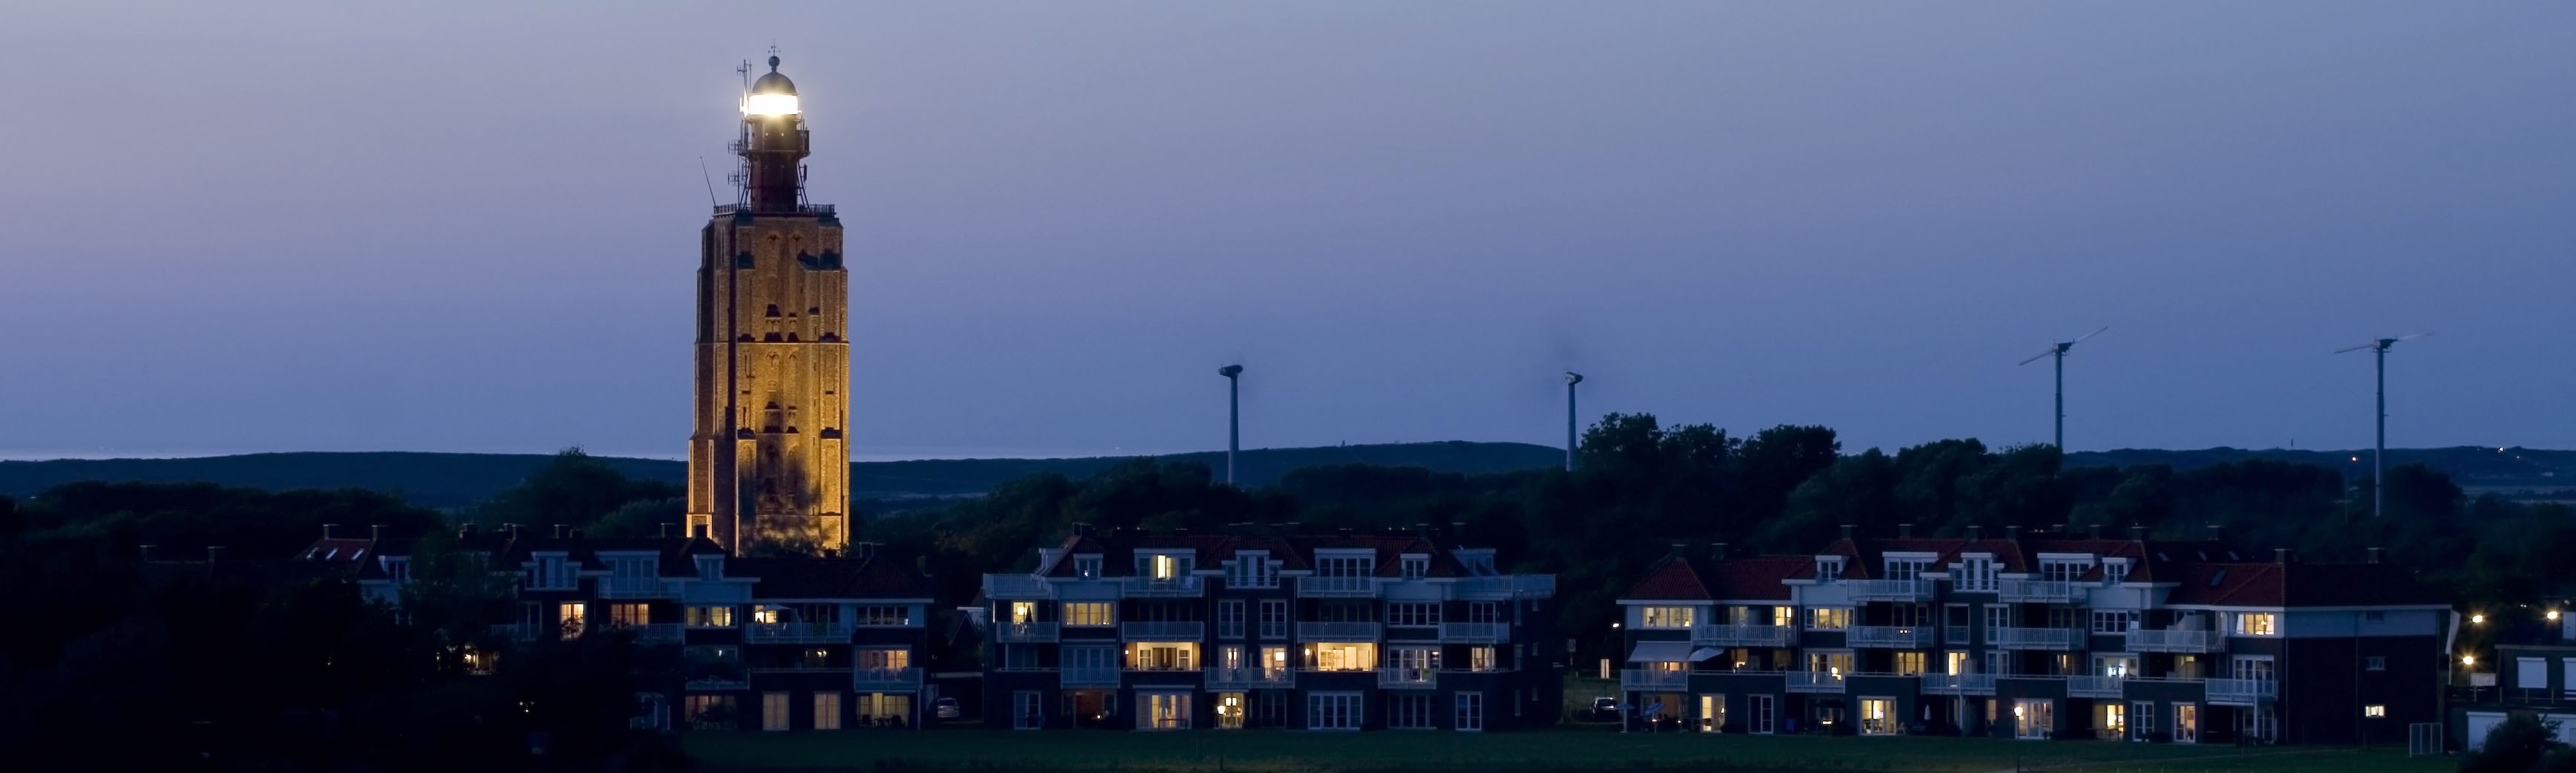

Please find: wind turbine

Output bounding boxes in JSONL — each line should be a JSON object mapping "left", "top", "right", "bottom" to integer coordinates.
{"left": 1218, "top": 365, "right": 1243, "bottom": 485}
{"left": 2018, "top": 326, "right": 2108, "bottom": 451}
{"left": 1563, "top": 371, "right": 1583, "bottom": 472}
{"left": 2335, "top": 333, "right": 2430, "bottom": 518}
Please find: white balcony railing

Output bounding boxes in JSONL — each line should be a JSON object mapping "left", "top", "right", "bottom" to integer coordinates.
{"left": 1121, "top": 576, "right": 1206, "bottom": 597}
{"left": 1121, "top": 621, "right": 1206, "bottom": 640}
{"left": 983, "top": 573, "right": 1055, "bottom": 599}
{"left": 1620, "top": 668, "right": 1690, "bottom": 691}
{"left": 1847, "top": 626, "right": 1933, "bottom": 648}
{"left": 1785, "top": 671, "right": 1847, "bottom": 694}
{"left": 1379, "top": 667, "right": 1439, "bottom": 689}
{"left": 622, "top": 622, "right": 684, "bottom": 643}
{"left": 1440, "top": 622, "right": 1507, "bottom": 642}
{"left": 1297, "top": 575, "right": 1379, "bottom": 596}
{"left": 1987, "top": 627, "right": 2078, "bottom": 650}
{"left": 1998, "top": 579, "right": 2085, "bottom": 603}
{"left": 1848, "top": 579, "right": 1935, "bottom": 601}
{"left": 1692, "top": 624, "right": 1798, "bottom": 647}
{"left": 853, "top": 667, "right": 924, "bottom": 690}
{"left": 2068, "top": 675, "right": 2125, "bottom": 697}
{"left": 996, "top": 622, "right": 1059, "bottom": 642}
{"left": 596, "top": 577, "right": 674, "bottom": 598}
{"left": 2207, "top": 679, "right": 2277, "bottom": 702}
{"left": 2126, "top": 629, "right": 2223, "bottom": 652}
{"left": 1454, "top": 575, "right": 1557, "bottom": 599}
{"left": 1920, "top": 673, "right": 1998, "bottom": 695}
{"left": 1060, "top": 667, "right": 1124, "bottom": 688}
{"left": 1205, "top": 667, "right": 1295, "bottom": 689}
{"left": 747, "top": 621, "right": 855, "bottom": 643}
{"left": 1298, "top": 622, "right": 1382, "bottom": 641}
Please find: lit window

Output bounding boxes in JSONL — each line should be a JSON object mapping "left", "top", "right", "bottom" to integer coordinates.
{"left": 2234, "top": 613, "right": 2279, "bottom": 636}
{"left": 687, "top": 605, "right": 736, "bottom": 627}
{"left": 752, "top": 607, "right": 782, "bottom": 626}
{"left": 1063, "top": 602, "right": 1114, "bottom": 627}
{"left": 1641, "top": 607, "right": 1696, "bottom": 629}
{"left": 558, "top": 602, "right": 587, "bottom": 639}
{"left": 1774, "top": 607, "right": 1797, "bottom": 627}
{"left": 2364, "top": 705, "right": 2387, "bottom": 718}
{"left": 1808, "top": 608, "right": 1852, "bottom": 630}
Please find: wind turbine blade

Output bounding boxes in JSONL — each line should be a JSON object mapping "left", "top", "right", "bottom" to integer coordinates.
{"left": 2070, "top": 326, "right": 2109, "bottom": 345}
{"left": 2333, "top": 343, "right": 2375, "bottom": 354}
{"left": 2398, "top": 331, "right": 2433, "bottom": 342}
{"left": 2018, "top": 350, "right": 2054, "bottom": 366}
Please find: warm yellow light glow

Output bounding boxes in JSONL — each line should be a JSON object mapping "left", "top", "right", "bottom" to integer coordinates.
{"left": 2464, "top": 655, "right": 2477, "bottom": 665}
{"left": 743, "top": 93, "right": 800, "bottom": 117}
{"left": 2553, "top": 610, "right": 2563, "bottom": 622}
{"left": 2473, "top": 613, "right": 2487, "bottom": 624}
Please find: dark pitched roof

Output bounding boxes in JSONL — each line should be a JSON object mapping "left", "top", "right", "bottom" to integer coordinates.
{"left": 1619, "top": 555, "right": 1803, "bottom": 601}
{"left": 734, "top": 555, "right": 931, "bottom": 600}
{"left": 2168, "top": 561, "right": 2448, "bottom": 607}
{"left": 1037, "top": 530, "right": 1477, "bottom": 578}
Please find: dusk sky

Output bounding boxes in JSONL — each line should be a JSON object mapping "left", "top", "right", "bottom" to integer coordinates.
{"left": 3, "top": 2, "right": 2570, "bottom": 460}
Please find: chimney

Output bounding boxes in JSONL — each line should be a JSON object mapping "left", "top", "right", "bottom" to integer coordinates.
{"left": 915, "top": 555, "right": 929, "bottom": 576}
{"left": 854, "top": 542, "right": 877, "bottom": 560}
{"left": 2209, "top": 524, "right": 2226, "bottom": 542}
{"left": 2087, "top": 524, "right": 2102, "bottom": 539}
{"left": 2129, "top": 525, "right": 2147, "bottom": 541}
{"left": 370, "top": 524, "right": 384, "bottom": 541}
{"left": 1338, "top": 527, "right": 1355, "bottom": 536}
{"left": 322, "top": 524, "right": 339, "bottom": 540}
{"left": 207, "top": 546, "right": 225, "bottom": 563}
{"left": 552, "top": 524, "right": 567, "bottom": 539}
{"left": 1897, "top": 524, "right": 1914, "bottom": 539}
{"left": 2367, "top": 547, "right": 2384, "bottom": 564}
{"left": 1669, "top": 543, "right": 1690, "bottom": 558}
{"left": 2006, "top": 525, "right": 2021, "bottom": 541}
{"left": 660, "top": 523, "right": 676, "bottom": 538}
{"left": 1711, "top": 543, "right": 1728, "bottom": 560}
{"left": 140, "top": 544, "right": 157, "bottom": 562}
{"left": 2274, "top": 548, "right": 2289, "bottom": 564}
{"left": 1070, "top": 522, "right": 1093, "bottom": 537}
{"left": 1967, "top": 525, "right": 1984, "bottom": 541}
{"left": 1838, "top": 524, "right": 1855, "bottom": 540}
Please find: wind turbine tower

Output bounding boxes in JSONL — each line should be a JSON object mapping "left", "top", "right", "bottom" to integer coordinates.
{"left": 1219, "top": 365, "right": 1243, "bottom": 485}
{"left": 2018, "top": 327, "right": 2108, "bottom": 451}
{"left": 2336, "top": 333, "right": 2428, "bottom": 518}
{"left": 1563, "top": 371, "right": 1583, "bottom": 472}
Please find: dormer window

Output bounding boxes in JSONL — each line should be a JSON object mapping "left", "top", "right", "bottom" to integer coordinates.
{"left": 2039, "top": 559, "right": 2089, "bottom": 583}
{"left": 1074, "top": 555, "right": 1102, "bottom": 579}
{"left": 2103, "top": 560, "right": 2131, "bottom": 585}
{"left": 533, "top": 555, "right": 578, "bottom": 590}
{"left": 696, "top": 555, "right": 724, "bottom": 581}
{"left": 1229, "top": 551, "right": 1277, "bottom": 588}
{"left": 1139, "top": 552, "right": 1191, "bottom": 580}
{"left": 1816, "top": 558, "right": 1845, "bottom": 582}
{"left": 382, "top": 557, "right": 411, "bottom": 584}
{"left": 1400, "top": 555, "right": 1429, "bottom": 580}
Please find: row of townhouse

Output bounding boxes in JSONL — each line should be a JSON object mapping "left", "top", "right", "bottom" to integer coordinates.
{"left": 299, "top": 524, "right": 935, "bottom": 731}
{"left": 974, "top": 526, "right": 1561, "bottom": 731}
{"left": 1615, "top": 525, "right": 2449, "bottom": 745}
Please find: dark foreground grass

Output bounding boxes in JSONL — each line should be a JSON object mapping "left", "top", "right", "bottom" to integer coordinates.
{"left": 684, "top": 727, "right": 2453, "bottom": 773}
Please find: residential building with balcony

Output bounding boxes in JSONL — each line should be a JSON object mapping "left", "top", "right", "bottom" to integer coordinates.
{"left": 1615, "top": 526, "right": 2448, "bottom": 745}
{"left": 976, "top": 526, "right": 1559, "bottom": 731}
{"left": 300, "top": 524, "right": 933, "bottom": 733}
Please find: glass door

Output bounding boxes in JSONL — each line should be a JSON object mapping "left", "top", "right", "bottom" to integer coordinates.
{"left": 1455, "top": 692, "right": 1484, "bottom": 731}
{"left": 1216, "top": 692, "right": 1246, "bottom": 729}
{"left": 1699, "top": 694, "right": 1725, "bottom": 732}
{"left": 2173, "top": 704, "right": 2198, "bottom": 743}
{"left": 1013, "top": 691, "right": 1043, "bottom": 729}
{"left": 1749, "top": 694, "right": 1776, "bottom": 734}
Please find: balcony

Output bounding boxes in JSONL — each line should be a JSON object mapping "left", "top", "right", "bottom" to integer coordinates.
{"left": 1454, "top": 575, "right": 1557, "bottom": 599}
{"left": 1785, "top": 671, "right": 1847, "bottom": 694}
{"left": 2068, "top": 675, "right": 2126, "bottom": 697}
{"left": 1206, "top": 667, "right": 1295, "bottom": 689}
{"left": 1920, "top": 673, "right": 1997, "bottom": 696}
{"left": 983, "top": 573, "right": 1055, "bottom": 599}
{"left": 996, "top": 622, "right": 1060, "bottom": 643}
{"left": 1060, "top": 667, "right": 1123, "bottom": 688}
{"left": 1620, "top": 668, "right": 1690, "bottom": 691}
{"left": 1998, "top": 579, "right": 2085, "bottom": 603}
{"left": 747, "top": 621, "right": 854, "bottom": 643}
{"left": 1379, "top": 667, "right": 1439, "bottom": 689}
{"left": 1692, "top": 624, "right": 1797, "bottom": 648}
{"left": 1987, "top": 627, "right": 2078, "bottom": 650}
{"left": 1297, "top": 622, "right": 1382, "bottom": 641}
{"left": 2125, "top": 629, "right": 2223, "bottom": 653}
{"left": 1440, "top": 622, "right": 1508, "bottom": 643}
{"left": 853, "top": 667, "right": 924, "bottom": 691}
{"left": 620, "top": 623, "right": 684, "bottom": 643}
{"left": 1847, "top": 626, "right": 1933, "bottom": 648}
{"left": 1848, "top": 579, "right": 1935, "bottom": 601}
{"left": 1943, "top": 625, "right": 1970, "bottom": 645}
{"left": 2207, "top": 678, "right": 2277, "bottom": 702}
{"left": 1298, "top": 575, "right": 1379, "bottom": 597}
{"left": 1122, "top": 576, "right": 1206, "bottom": 597}
{"left": 1121, "top": 621, "right": 1206, "bottom": 641}
{"left": 597, "top": 577, "right": 674, "bottom": 598}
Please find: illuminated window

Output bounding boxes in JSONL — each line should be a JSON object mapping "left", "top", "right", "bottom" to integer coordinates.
{"left": 1773, "top": 607, "right": 1797, "bottom": 627}
{"left": 1808, "top": 607, "right": 1851, "bottom": 630}
{"left": 1640, "top": 607, "right": 1696, "bottom": 629}
{"left": 558, "top": 602, "right": 587, "bottom": 639}
{"left": 1063, "top": 602, "right": 1114, "bottom": 627}
{"left": 1150, "top": 554, "right": 1179, "bottom": 580}
{"left": 464, "top": 647, "right": 499, "bottom": 676}
{"left": 1307, "top": 642, "right": 1377, "bottom": 671}
{"left": 813, "top": 692, "right": 843, "bottom": 731}
{"left": 2364, "top": 705, "right": 2387, "bottom": 718}
{"left": 752, "top": 606, "right": 783, "bottom": 626}
{"left": 860, "top": 648, "right": 911, "bottom": 671}
{"left": 1010, "top": 601, "right": 1036, "bottom": 624}
{"left": 1895, "top": 651, "right": 1928, "bottom": 676}
{"left": 1470, "top": 646, "right": 1498, "bottom": 671}
{"left": 1128, "top": 642, "right": 1197, "bottom": 671}
{"left": 2234, "top": 613, "right": 2279, "bottom": 636}
{"left": 687, "top": 605, "right": 736, "bottom": 627}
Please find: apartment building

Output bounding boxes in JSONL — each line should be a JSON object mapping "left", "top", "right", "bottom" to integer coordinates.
{"left": 1615, "top": 526, "right": 2448, "bottom": 745}
{"left": 977, "top": 526, "right": 1560, "bottom": 731}
{"left": 300, "top": 525, "right": 933, "bottom": 732}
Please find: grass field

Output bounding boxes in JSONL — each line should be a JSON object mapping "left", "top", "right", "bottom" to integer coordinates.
{"left": 684, "top": 728, "right": 2455, "bottom": 773}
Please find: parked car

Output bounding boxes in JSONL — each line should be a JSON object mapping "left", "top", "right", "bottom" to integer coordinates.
{"left": 1589, "top": 697, "right": 1621, "bottom": 721}
{"left": 934, "top": 697, "right": 961, "bottom": 720}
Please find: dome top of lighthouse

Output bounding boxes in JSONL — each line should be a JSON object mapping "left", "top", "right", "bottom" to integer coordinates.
{"left": 743, "top": 56, "right": 800, "bottom": 116}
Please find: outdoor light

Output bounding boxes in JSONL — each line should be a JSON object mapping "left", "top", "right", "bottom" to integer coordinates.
{"left": 2552, "top": 610, "right": 2563, "bottom": 622}
{"left": 742, "top": 92, "right": 800, "bottom": 117}
{"left": 2473, "top": 613, "right": 2486, "bottom": 624}
{"left": 1612, "top": 622, "right": 1622, "bottom": 629}
{"left": 2464, "top": 655, "right": 2477, "bottom": 666}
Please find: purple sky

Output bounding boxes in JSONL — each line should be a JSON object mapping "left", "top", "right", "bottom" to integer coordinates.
{"left": 2, "top": 2, "right": 2571, "bottom": 460}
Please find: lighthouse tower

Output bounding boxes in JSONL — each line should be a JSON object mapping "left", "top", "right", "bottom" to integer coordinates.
{"left": 687, "top": 56, "right": 851, "bottom": 555}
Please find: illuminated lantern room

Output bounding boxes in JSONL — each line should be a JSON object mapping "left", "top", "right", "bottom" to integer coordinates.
{"left": 737, "top": 55, "right": 811, "bottom": 212}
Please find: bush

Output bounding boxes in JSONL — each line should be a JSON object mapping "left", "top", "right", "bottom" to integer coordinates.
{"left": 2462, "top": 714, "right": 2560, "bottom": 773}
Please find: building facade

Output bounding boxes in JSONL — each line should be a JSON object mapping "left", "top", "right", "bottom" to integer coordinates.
{"left": 688, "top": 55, "right": 853, "bottom": 555}
{"left": 302, "top": 525, "right": 931, "bottom": 731}
{"left": 977, "top": 528, "right": 1560, "bottom": 731}
{"left": 1615, "top": 526, "right": 2448, "bottom": 744}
